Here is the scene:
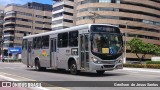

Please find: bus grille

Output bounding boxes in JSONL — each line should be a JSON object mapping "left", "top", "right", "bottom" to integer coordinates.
{"left": 101, "top": 61, "right": 115, "bottom": 64}
{"left": 103, "top": 65, "right": 115, "bottom": 68}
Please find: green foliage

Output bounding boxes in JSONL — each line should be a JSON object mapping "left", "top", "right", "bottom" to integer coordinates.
{"left": 127, "top": 37, "right": 160, "bottom": 63}
{"left": 124, "top": 64, "right": 145, "bottom": 68}
{"left": 146, "top": 64, "right": 160, "bottom": 69}
{"left": 146, "top": 61, "right": 160, "bottom": 64}
{"left": 127, "top": 38, "right": 144, "bottom": 54}
{"left": 124, "top": 64, "right": 160, "bottom": 69}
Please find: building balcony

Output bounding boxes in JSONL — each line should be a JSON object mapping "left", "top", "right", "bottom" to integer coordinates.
{"left": 3, "top": 20, "right": 15, "bottom": 25}
{"left": 53, "top": 0, "right": 74, "bottom": 8}
{"left": 3, "top": 34, "right": 14, "bottom": 37}
{"left": 3, "top": 27, "right": 15, "bottom": 31}
{"left": 4, "top": 14, "right": 16, "bottom": 19}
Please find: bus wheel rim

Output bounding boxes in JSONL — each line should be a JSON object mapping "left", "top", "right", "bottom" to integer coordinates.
{"left": 71, "top": 64, "right": 77, "bottom": 73}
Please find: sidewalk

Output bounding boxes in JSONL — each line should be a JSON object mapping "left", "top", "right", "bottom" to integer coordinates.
{"left": 123, "top": 67, "right": 160, "bottom": 73}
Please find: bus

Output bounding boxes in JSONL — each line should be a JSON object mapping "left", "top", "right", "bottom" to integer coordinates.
{"left": 22, "top": 24, "right": 124, "bottom": 75}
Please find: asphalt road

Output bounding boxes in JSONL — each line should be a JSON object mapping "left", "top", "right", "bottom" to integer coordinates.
{"left": 0, "top": 62, "right": 160, "bottom": 90}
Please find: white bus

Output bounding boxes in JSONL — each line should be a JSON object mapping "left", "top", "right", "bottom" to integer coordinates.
{"left": 22, "top": 24, "right": 123, "bottom": 75}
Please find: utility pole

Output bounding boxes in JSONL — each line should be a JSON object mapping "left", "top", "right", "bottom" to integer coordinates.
{"left": 89, "top": 11, "right": 100, "bottom": 23}
{"left": 124, "top": 22, "right": 129, "bottom": 64}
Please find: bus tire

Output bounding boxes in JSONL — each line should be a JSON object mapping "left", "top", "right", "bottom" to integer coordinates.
{"left": 70, "top": 60, "right": 78, "bottom": 75}
{"left": 35, "top": 60, "right": 40, "bottom": 71}
{"left": 96, "top": 70, "right": 105, "bottom": 75}
{"left": 35, "top": 59, "right": 46, "bottom": 71}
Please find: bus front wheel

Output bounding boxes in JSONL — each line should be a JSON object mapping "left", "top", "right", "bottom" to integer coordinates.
{"left": 96, "top": 70, "right": 105, "bottom": 75}
{"left": 70, "top": 61, "right": 78, "bottom": 75}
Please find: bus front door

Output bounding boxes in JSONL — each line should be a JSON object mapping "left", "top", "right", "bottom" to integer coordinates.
{"left": 27, "top": 41, "right": 32, "bottom": 67}
{"left": 50, "top": 38, "right": 57, "bottom": 68}
{"left": 80, "top": 34, "right": 89, "bottom": 69}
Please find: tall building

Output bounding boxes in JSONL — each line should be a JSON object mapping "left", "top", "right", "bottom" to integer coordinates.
{"left": 52, "top": 0, "right": 160, "bottom": 61}
{"left": 0, "top": 10, "right": 4, "bottom": 56}
{"left": 3, "top": 2, "right": 52, "bottom": 56}
{"left": 52, "top": 0, "right": 75, "bottom": 30}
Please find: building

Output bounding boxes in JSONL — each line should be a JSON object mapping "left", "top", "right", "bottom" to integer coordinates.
{"left": 3, "top": 2, "right": 52, "bottom": 56}
{"left": 76, "top": 0, "right": 160, "bottom": 61}
{"left": 52, "top": 0, "right": 160, "bottom": 61}
{"left": 52, "top": 0, "right": 75, "bottom": 30}
{"left": 0, "top": 10, "right": 4, "bottom": 56}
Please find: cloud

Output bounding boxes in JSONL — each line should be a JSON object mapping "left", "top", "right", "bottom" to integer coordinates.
{"left": 0, "top": 0, "right": 32, "bottom": 6}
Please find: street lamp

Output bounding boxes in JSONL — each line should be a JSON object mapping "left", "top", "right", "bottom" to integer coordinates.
{"left": 89, "top": 11, "right": 100, "bottom": 23}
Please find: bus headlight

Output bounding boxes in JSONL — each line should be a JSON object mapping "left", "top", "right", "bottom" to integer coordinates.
{"left": 91, "top": 57, "right": 101, "bottom": 64}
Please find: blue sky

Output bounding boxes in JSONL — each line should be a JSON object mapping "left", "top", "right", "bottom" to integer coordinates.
{"left": 0, "top": 0, "right": 53, "bottom": 6}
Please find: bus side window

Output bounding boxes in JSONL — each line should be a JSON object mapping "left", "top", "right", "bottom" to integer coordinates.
{"left": 42, "top": 35, "right": 49, "bottom": 49}
{"left": 69, "top": 31, "right": 78, "bottom": 47}
{"left": 33, "top": 37, "right": 41, "bottom": 49}
{"left": 58, "top": 32, "right": 68, "bottom": 48}
{"left": 22, "top": 39, "right": 27, "bottom": 50}
{"left": 33, "top": 38, "right": 36, "bottom": 49}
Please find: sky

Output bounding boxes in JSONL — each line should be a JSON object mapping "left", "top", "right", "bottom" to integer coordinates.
{"left": 0, "top": 0, "right": 53, "bottom": 7}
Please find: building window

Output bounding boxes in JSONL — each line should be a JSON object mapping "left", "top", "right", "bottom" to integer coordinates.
{"left": 52, "top": 19, "right": 63, "bottom": 24}
{"left": 36, "top": 15, "right": 43, "bottom": 18}
{"left": 64, "top": 5, "right": 74, "bottom": 9}
{"left": 53, "top": 5, "right": 63, "bottom": 11}
{"left": 63, "top": 19, "right": 73, "bottom": 23}
{"left": 63, "top": 12, "right": 73, "bottom": 16}
{"left": 16, "top": 24, "right": 32, "bottom": 28}
{"left": 52, "top": 12, "right": 63, "bottom": 18}
{"left": 16, "top": 11, "right": 32, "bottom": 16}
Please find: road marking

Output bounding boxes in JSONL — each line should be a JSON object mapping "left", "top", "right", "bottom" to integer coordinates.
{"left": 0, "top": 67, "right": 18, "bottom": 69}
{"left": 127, "top": 71, "right": 139, "bottom": 74}
{"left": 0, "top": 72, "right": 70, "bottom": 90}
{"left": 0, "top": 74, "right": 18, "bottom": 81}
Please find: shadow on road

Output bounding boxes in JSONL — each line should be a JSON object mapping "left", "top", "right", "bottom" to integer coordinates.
{"left": 26, "top": 68, "right": 127, "bottom": 77}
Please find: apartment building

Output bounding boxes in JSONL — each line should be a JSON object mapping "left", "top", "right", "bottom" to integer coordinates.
{"left": 0, "top": 10, "right": 4, "bottom": 56}
{"left": 3, "top": 2, "right": 52, "bottom": 55}
{"left": 75, "top": 0, "right": 160, "bottom": 61}
{"left": 52, "top": 0, "right": 160, "bottom": 61}
{"left": 52, "top": 0, "right": 75, "bottom": 30}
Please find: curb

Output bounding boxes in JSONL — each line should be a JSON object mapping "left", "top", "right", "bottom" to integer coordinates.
{"left": 123, "top": 67, "right": 160, "bottom": 73}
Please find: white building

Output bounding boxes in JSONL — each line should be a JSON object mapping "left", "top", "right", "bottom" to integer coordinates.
{"left": 52, "top": 0, "right": 75, "bottom": 30}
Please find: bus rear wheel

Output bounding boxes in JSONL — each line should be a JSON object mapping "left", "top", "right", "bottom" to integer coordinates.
{"left": 96, "top": 70, "right": 105, "bottom": 75}
{"left": 70, "top": 61, "right": 78, "bottom": 75}
{"left": 35, "top": 60, "right": 46, "bottom": 71}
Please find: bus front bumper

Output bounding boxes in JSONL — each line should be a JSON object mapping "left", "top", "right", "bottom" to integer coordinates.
{"left": 89, "top": 62, "right": 123, "bottom": 71}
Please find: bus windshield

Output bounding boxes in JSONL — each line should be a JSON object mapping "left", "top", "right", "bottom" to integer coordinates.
{"left": 90, "top": 25, "right": 123, "bottom": 59}
{"left": 91, "top": 33, "right": 122, "bottom": 54}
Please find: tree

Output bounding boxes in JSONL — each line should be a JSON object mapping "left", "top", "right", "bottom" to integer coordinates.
{"left": 127, "top": 38, "right": 160, "bottom": 63}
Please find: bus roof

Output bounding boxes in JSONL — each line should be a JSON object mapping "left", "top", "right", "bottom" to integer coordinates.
{"left": 23, "top": 24, "right": 118, "bottom": 39}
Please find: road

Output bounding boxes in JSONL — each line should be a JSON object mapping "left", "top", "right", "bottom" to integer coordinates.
{"left": 0, "top": 62, "right": 160, "bottom": 90}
